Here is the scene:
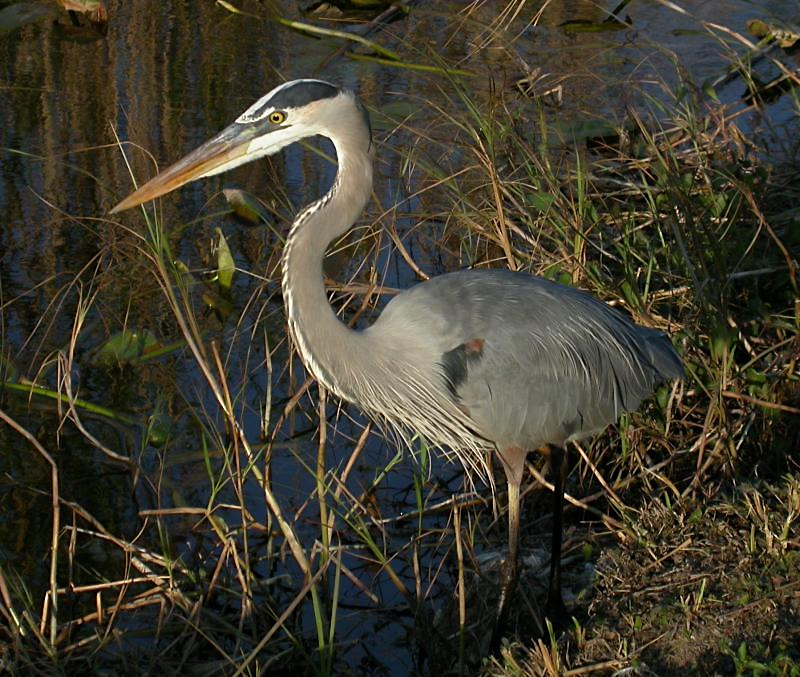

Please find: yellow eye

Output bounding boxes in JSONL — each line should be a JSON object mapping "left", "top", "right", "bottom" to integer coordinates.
{"left": 269, "top": 111, "right": 286, "bottom": 125}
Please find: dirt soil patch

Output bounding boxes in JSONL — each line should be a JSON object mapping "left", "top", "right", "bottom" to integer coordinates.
{"left": 574, "top": 480, "right": 800, "bottom": 675}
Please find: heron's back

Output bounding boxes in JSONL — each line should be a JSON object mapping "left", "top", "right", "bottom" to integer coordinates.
{"left": 368, "top": 269, "right": 682, "bottom": 451}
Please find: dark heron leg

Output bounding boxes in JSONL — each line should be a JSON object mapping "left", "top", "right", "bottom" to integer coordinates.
{"left": 545, "top": 445, "right": 568, "bottom": 623}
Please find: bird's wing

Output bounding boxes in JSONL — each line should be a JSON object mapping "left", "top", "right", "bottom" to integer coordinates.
{"left": 371, "top": 269, "right": 680, "bottom": 449}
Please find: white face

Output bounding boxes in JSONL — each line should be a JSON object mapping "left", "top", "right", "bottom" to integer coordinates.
{"left": 199, "top": 80, "right": 346, "bottom": 177}
{"left": 111, "top": 79, "right": 357, "bottom": 213}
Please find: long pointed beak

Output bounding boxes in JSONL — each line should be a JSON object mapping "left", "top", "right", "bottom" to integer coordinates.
{"left": 110, "top": 123, "right": 258, "bottom": 214}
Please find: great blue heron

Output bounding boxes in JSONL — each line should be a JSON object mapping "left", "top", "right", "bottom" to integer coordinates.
{"left": 111, "top": 78, "right": 683, "bottom": 649}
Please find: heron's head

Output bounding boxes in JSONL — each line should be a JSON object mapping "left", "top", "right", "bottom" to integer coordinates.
{"left": 111, "top": 78, "right": 372, "bottom": 213}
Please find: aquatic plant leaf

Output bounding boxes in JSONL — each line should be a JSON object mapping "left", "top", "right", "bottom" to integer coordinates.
{"left": 747, "top": 19, "right": 800, "bottom": 48}
{"left": 215, "top": 227, "right": 235, "bottom": 293}
{"left": 223, "top": 188, "right": 270, "bottom": 224}
{"left": 702, "top": 81, "right": 719, "bottom": 103}
{"left": 146, "top": 411, "right": 173, "bottom": 447}
{"left": 199, "top": 288, "right": 234, "bottom": 318}
{"left": 97, "top": 329, "right": 159, "bottom": 365}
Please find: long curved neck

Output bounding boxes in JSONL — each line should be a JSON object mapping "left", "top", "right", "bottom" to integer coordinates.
{"left": 280, "top": 129, "right": 491, "bottom": 474}
{"left": 281, "top": 141, "right": 373, "bottom": 399}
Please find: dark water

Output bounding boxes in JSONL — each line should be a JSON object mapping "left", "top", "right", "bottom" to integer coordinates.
{"left": 0, "top": 0, "right": 796, "bottom": 672}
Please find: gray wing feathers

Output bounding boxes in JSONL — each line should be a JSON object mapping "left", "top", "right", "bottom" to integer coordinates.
{"left": 635, "top": 326, "right": 685, "bottom": 381}
{"left": 373, "top": 269, "right": 682, "bottom": 449}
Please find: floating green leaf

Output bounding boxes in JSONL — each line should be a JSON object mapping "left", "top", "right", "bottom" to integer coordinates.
{"left": 223, "top": 188, "right": 270, "bottom": 224}
{"left": 96, "top": 329, "right": 159, "bottom": 365}
{"left": 146, "top": 410, "right": 173, "bottom": 447}
{"left": 215, "top": 227, "right": 235, "bottom": 294}
{"left": 747, "top": 19, "right": 800, "bottom": 48}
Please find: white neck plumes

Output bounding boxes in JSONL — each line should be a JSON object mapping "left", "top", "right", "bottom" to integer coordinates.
{"left": 279, "top": 102, "right": 493, "bottom": 484}
{"left": 281, "top": 138, "right": 373, "bottom": 400}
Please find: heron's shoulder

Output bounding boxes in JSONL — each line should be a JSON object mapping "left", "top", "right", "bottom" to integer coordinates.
{"left": 377, "top": 267, "right": 667, "bottom": 355}
{"left": 373, "top": 268, "right": 595, "bottom": 346}
{"left": 391, "top": 268, "right": 592, "bottom": 313}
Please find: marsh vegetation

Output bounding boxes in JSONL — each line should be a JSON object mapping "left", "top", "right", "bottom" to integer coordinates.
{"left": 1, "top": 1, "right": 798, "bottom": 674}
